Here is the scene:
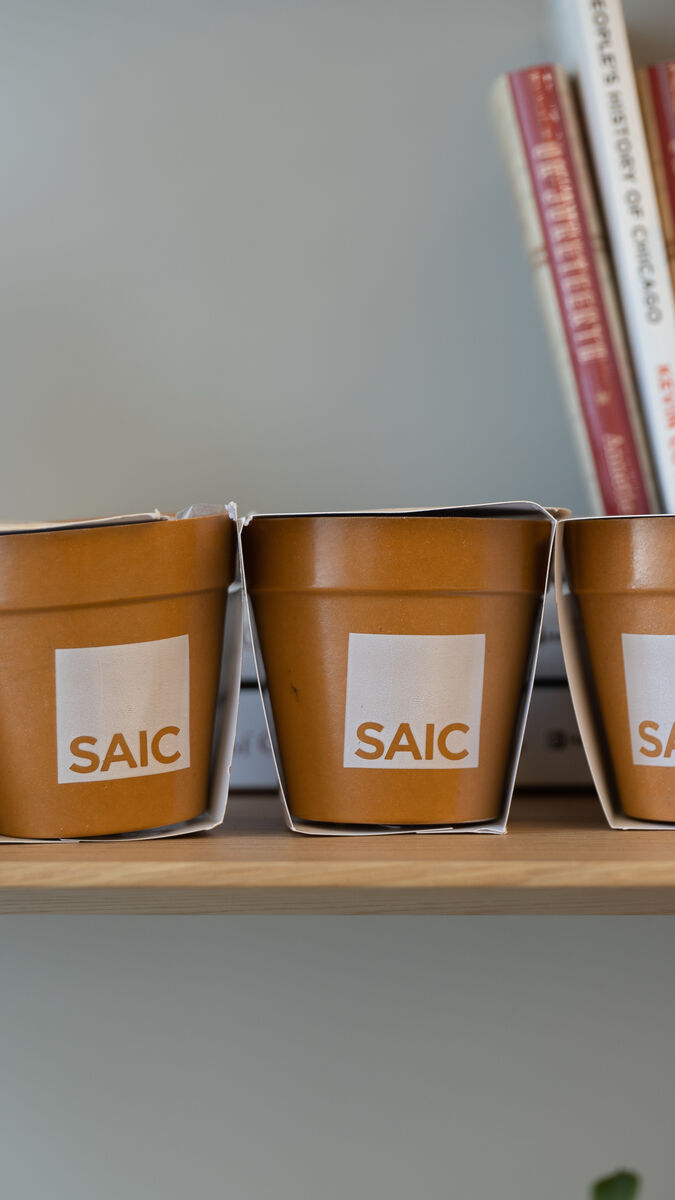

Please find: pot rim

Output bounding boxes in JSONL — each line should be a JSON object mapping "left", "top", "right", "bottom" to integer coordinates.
{"left": 563, "top": 514, "right": 675, "bottom": 594}
{"left": 244, "top": 513, "right": 553, "bottom": 595}
{"left": 0, "top": 511, "right": 236, "bottom": 611}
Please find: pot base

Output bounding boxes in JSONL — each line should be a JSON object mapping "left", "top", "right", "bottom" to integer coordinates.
{"left": 289, "top": 811, "right": 499, "bottom": 830}
{"left": 618, "top": 789, "right": 675, "bottom": 825}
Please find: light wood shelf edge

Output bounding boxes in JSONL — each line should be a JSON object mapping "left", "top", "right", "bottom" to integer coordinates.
{"left": 2, "top": 794, "right": 675, "bottom": 914}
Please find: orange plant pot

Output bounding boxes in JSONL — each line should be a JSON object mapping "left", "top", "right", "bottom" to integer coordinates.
{"left": 565, "top": 516, "right": 675, "bottom": 822}
{"left": 0, "top": 513, "right": 236, "bottom": 838}
{"left": 243, "top": 514, "right": 551, "bottom": 827}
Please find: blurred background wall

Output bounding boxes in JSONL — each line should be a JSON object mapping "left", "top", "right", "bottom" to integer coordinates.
{"left": 2, "top": 0, "right": 578, "bottom": 519}
{"left": 0, "top": 915, "right": 673, "bottom": 1200}
{"left": 1, "top": 2, "right": 674, "bottom": 1197}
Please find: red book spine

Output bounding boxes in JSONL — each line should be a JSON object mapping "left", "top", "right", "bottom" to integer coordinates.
{"left": 502, "top": 65, "right": 656, "bottom": 515}
{"left": 641, "top": 64, "right": 675, "bottom": 280}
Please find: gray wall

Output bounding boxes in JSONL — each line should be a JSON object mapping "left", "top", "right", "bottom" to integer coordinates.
{"left": 2, "top": 0, "right": 577, "bottom": 519}
{"left": 2, "top": 3, "right": 675, "bottom": 1198}
{"left": 2, "top": 916, "right": 675, "bottom": 1199}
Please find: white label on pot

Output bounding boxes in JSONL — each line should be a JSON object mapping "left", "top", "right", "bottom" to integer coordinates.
{"left": 55, "top": 635, "right": 190, "bottom": 784}
{"left": 623, "top": 634, "right": 675, "bottom": 766}
{"left": 343, "top": 633, "right": 485, "bottom": 769}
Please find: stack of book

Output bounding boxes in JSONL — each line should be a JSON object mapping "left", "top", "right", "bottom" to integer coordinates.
{"left": 228, "top": 619, "right": 277, "bottom": 792}
{"left": 515, "top": 586, "right": 592, "bottom": 789}
{"left": 494, "top": 0, "right": 675, "bottom": 517}
{"left": 495, "top": 0, "right": 675, "bottom": 788}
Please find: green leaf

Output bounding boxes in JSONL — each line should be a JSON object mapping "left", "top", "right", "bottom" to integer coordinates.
{"left": 593, "top": 1171, "right": 641, "bottom": 1200}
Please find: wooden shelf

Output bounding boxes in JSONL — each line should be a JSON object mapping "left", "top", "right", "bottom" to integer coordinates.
{"left": 2, "top": 793, "right": 675, "bottom": 913}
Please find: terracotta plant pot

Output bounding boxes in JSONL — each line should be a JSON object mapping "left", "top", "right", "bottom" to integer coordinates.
{"left": 243, "top": 513, "right": 552, "bottom": 827}
{"left": 0, "top": 512, "right": 236, "bottom": 838}
{"left": 565, "top": 515, "right": 675, "bottom": 822}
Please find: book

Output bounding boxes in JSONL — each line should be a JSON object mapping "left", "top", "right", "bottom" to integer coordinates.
{"left": 229, "top": 685, "right": 277, "bottom": 791}
{"left": 493, "top": 64, "right": 657, "bottom": 515}
{"left": 516, "top": 682, "right": 593, "bottom": 789}
{"left": 563, "top": 0, "right": 675, "bottom": 512}
{"left": 638, "top": 63, "right": 675, "bottom": 295}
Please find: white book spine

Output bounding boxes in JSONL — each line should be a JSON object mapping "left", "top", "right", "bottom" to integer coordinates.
{"left": 568, "top": 0, "right": 675, "bottom": 511}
